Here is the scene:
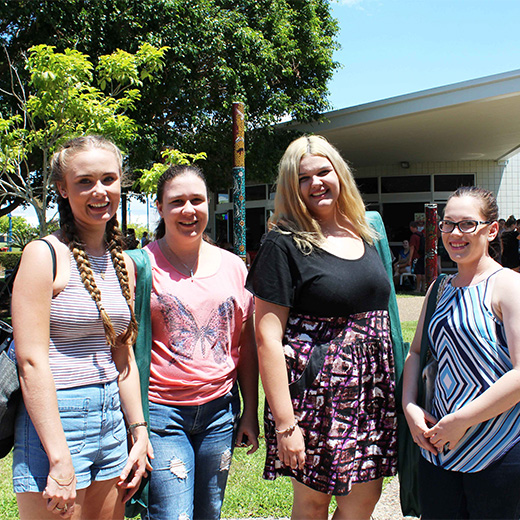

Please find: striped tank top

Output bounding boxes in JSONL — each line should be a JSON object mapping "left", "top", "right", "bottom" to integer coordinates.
{"left": 49, "top": 251, "right": 131, "bottom": 389}
{"left": 421, "top": 269, "right": 520, "bottom": 472}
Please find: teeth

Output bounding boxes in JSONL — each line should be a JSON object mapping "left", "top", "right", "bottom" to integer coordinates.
{"left": 90, "top": 202, "right": 108, "bottom": 208}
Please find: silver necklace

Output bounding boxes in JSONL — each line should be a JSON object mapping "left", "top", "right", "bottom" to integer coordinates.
{"left": 163, "top": 239, "right": 198, "bottom": 280}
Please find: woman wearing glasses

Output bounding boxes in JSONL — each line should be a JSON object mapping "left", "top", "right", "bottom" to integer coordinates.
{"left": 402, "top": 186, "right": 520, "bottom": 519}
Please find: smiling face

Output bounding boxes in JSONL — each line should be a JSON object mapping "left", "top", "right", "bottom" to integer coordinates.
{"left": 57, "top": 148, "right": 121, "bottom": 233}
{"left": 441, "top": 195, "right": 498, "bottom": 265}
{"left": 157, "top": 172, "right": 209, "bottom": 243}
{"left": 298, "top": 154, "right": 340, "bottom": 222}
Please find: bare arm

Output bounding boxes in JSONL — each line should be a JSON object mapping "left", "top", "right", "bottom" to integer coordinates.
{"left": 425, "top": 270, "right": 520, "bottom": 451}
{"left": 12, "top": 239, "right": 77, "bottom": 515}
{"left": 235, "top": 315, "right": 260, "bottom": 454}
{"left": 254, "top": 297, "right": 305, "bottom": 470}
{"left": 408, "top": 245, "right": 416, "bottom": 266}
{"left": 112, "top": 342, "right": 152, "bottom": 502}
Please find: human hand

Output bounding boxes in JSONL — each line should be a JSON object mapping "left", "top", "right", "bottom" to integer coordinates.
{"left": 424, "top": 413, "right": 467, "bottom": 453}
{"left": 42, "top": 468, "right": 76, "bottom": 518}
{"left": 118, "top": 435, "right": 154, "bottom": 503}
{"left": 404, "top": 402, "right": 438, "bottom": 455}
{"left": 276, "top": 424, "right": 306, "bottom": 470}
{"left": 235, "top": 413, "right": 260, "bottom": 455}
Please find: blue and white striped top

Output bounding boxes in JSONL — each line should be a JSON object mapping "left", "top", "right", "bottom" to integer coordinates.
{"left": 49, "top": 251, "right": 130, "bottom": 389}
{"left": 421, "top": 270, "right": 520, "bottom": 472}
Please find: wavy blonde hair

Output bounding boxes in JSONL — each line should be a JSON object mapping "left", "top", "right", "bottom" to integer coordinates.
{"left": 51, "top": 135, "right": 138, "bottom": 348}
{"left": 272, "top": 135, "right": 374, "bottom": 253}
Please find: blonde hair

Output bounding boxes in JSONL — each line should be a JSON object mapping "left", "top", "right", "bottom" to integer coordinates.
{"left": 272, "top": 135, "right": 374, "bottom": 253}
{"left": 51, "top": 135, "right": 138, "bottom": 348}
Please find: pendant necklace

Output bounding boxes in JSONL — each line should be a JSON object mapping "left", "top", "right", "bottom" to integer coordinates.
{"left": 163, "top": 239, "right": 198, "bottom": 281}
{"left": 86, "top": 248, "right": 108, "bottom": 281}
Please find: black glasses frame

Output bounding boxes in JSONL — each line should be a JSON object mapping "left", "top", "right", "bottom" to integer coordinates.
{"left": 438, "top": 219, "right": 491, "bottom": 233}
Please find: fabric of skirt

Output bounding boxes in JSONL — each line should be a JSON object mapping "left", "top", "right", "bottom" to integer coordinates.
{"left": 263, "top": 309, "right": 397, "bottom": 495}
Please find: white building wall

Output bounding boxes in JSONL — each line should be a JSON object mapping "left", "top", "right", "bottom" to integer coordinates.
{"left": 354, "top": 159, "right": 519, "bottom": 218}
{"left": 496, "top": 153, "right": 520, "bottom": 219}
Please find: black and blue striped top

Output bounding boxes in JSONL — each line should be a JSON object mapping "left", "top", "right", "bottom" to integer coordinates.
{"left": 421, "top": 269, "right": 520, "bottom": 472}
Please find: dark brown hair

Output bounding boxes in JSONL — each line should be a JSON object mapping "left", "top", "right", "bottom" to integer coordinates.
{"left": 446, "top": 186, "right": 498, "bottom": 222}
{"left": 154, "top": 164, "right": 207, "bottom": 240}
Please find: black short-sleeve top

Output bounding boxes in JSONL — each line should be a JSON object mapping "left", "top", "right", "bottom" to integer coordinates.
{"left": 246, "top": 230, "right": 391, "bottom": 318}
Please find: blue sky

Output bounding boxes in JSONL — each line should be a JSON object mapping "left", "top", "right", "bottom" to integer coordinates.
{"left": 12, "top": 0, "right": 520, "bottom": 226}
{"left": 328, "top": 0, "right": 520, "bottom": 109}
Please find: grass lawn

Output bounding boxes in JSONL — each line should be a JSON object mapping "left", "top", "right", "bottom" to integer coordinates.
{"left": 0, "top": 455, "right": 17, "bottom": 520}
{"left": 0, "top": 319, "right": 418, "bottom": 519}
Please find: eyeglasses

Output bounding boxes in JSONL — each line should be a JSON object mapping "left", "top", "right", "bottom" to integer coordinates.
{"left": 438, "top": 220, "right": 491, "bottom": 233}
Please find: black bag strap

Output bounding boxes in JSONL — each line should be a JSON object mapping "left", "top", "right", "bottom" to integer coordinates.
{"left": 417, "top": 274, "right": 447, "bottom": 404}
{"left": 37, "top": 239, "right": 57, "bottom": 281}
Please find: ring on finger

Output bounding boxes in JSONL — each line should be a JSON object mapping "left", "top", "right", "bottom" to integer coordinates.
{"left": 55, "top": 504, "right": 68, "bottom": 512}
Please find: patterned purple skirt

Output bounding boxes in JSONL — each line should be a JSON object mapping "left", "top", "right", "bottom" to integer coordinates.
{"left": 264, "top": 310, "right": 397, "bottom": 495}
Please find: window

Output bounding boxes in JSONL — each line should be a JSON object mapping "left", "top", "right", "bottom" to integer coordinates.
{"left": 434, "top": 174, "right": 474, "bottom": 191}
{"left": 217, "top": 192, "right": 229, "bottom": 204}
{"left": 381, "top": 175, "right": 430, "bottom": 193}
{"left": 356, "top": 177, "right": 378, "bottom": 194}
{"left": 245, "top": 185, "right": 267, "bottom": 201}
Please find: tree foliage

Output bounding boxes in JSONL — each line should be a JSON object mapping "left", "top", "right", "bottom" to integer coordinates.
{"left": 0, "top": 43, "right": 167, "bottom": 233}
{"left": 0, "top": 215, "right": 57, "bottom": 249}
{"left": 0, "top": 0, "right": 339, "bottom": 189}
{"left": 136, "top": 148, "right": 207, "bottom": 195}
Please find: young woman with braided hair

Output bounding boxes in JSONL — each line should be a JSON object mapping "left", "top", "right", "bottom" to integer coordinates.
{"left": 12, "top": 135, "right": 151, "bottom": 520}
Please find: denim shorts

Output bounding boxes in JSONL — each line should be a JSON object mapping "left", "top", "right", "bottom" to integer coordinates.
{"left": 13, "top": 379, "right": 128, "bottom": 493}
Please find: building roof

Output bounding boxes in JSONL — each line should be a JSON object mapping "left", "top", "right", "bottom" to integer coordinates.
{"left": 285, "top": 70, "right": 520, "bottom": 167}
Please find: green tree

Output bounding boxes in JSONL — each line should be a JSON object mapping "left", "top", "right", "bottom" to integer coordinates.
{"left": 0, "top": 215, "right": 35, "bottom": 238}
{"left": 0, "top": 0, "right": 339, "bottom": 189}
{"left": 0, "top": 215, "right": 54, "bottom": 249}
{"left": 0, "top": 43, "right": 167, "bottom": 233}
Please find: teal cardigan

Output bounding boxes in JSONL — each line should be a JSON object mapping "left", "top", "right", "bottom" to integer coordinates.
{"left": 124, "top": 215, "right": 409, "bottom": 517}
{"left": 366, "top": 211, "right": 407, "bottom": 406}
{"left": 125, "top": 249, "right": 152, "bottom": 518}
{"left": 366, "top": 211, "right": 415, "bottom": 516}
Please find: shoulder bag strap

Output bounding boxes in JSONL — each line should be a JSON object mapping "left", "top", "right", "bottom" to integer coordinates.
{"left": 417, "top": 273, "right": 447, "bottom": 404}
{"left": 38, "top": 239, "right": 57, "bottom": 281}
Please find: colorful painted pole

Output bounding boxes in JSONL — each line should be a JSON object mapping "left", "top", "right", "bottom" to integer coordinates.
{"left": 425, "top": 203, "right": 438, "bottom": 287}
{"left": 232, "top": 102, "right": 246, "bottom": 263}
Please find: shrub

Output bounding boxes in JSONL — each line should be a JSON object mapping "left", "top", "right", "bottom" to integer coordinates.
{"left": 0, "top": 252, "right": 21, "bottom": 271}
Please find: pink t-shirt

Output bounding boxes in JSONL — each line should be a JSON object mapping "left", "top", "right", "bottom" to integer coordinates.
{"left": 146, "top": 241, "right": 254, "bottom": 406}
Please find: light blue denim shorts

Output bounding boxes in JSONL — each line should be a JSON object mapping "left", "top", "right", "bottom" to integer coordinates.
{"left": 13, "top": 379, "right": 128, "bottom": 493}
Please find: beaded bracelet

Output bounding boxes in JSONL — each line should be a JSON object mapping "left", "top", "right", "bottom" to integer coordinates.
{"left": 275, "top": 420, "right": 298, "bottom": 435}
{"left": 127, "top": 421, "right": 148, "bottom": 434}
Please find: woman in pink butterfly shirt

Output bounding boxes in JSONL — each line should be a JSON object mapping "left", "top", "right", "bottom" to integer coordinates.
{"left": 142, "top": 165, "right": 258, "bottom": 520}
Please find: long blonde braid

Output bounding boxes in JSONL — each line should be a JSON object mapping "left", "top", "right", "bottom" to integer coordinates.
{"left": 106, "top": 216, "right": 138, "bottom": 346}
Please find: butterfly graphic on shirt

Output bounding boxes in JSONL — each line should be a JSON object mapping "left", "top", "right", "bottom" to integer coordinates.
{"left": 156, "top": 293, "right": 237, "bottom": 365}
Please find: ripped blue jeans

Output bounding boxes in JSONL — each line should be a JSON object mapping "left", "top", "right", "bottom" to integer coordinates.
{"left": 146, "top": 384, "right": 240, "bottom": 520}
